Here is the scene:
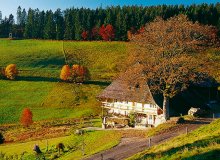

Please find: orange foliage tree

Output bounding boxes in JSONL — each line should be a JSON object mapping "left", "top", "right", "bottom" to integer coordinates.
{"left": 60, "top": 65, "right": 71, "bottom": 81}
{"left": 72, "top": 64, "right": 90, "bottom": 83}
{"left": 5, "top": 64, "right": 18, "bottom": 80}
{"left": 20, "top": 108, "right": 33, "bottom": 127}
{"left": 81, "top": 30, "right": 89, "bottom": 40}
{"left": 99, "top": 24, "right": 115, "bottom": 41}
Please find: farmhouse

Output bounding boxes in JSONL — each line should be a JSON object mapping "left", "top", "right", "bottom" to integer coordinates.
{"left": 97, "top": 64, "right": 219, "bottom": 128}
{"left": 97, "top": 64, "right": 166, "bottom": 128}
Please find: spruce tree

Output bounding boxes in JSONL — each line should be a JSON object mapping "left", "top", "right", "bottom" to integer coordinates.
{"left": 17, "top": 6, "right": 22, "bottom": 25}
{"left": 74, "top": 11, "right": 82, "bottom": 40}
{"left": 44, "top": 10, "right": 56, "bottom": 39}
{"left": 64, "top": 10, "right": 74, "bottom": 40}
{"left": 24, "top": 9, "right": 34, "bottom": 38}
{"left": 54, "top": 9, "right": 64, "bottom": 40}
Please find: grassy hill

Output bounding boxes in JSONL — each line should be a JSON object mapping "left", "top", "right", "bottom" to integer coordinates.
{"left": 0, "top": 130, "right": 121, "bottom": 160}
{"left": 0, "top": 39, "right": 128, "bottom": 124}
{"left": 0, "top": 39, "right": 219, "bottom": 125}
{"left": 128, "top": 119, "right": 220, "bottom": 160}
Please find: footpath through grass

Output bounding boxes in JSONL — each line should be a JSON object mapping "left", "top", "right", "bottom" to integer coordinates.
{"left": 128, "top": 119, "right": 220, "bottom": 160}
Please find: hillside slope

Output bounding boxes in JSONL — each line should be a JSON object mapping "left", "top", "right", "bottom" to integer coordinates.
{"left": 128, "top": 119, "right": 220, "bottom": 160}
{"left": 0, "top": 39, "right": 128, "bottom": 124}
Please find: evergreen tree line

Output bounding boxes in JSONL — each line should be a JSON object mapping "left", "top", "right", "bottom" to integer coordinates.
{"left": 0, "top": 3, "right": 220, "bottom": 40}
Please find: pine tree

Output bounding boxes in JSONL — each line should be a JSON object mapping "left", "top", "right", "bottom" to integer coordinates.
{"left": 24, "top": 9, "right": 34, "bottom": 38}
{"left": 64, "top": 10, "right": 74, "bottom": 40}
{"left": 54, "top": 8, "right": 64, "bottom": 40}
{"left": 21, "top": 9, "right": 27, "bottom": 26}
{"left": 74, "top": 11, "right": 82, "bottom": 40}
{"left": 0, "top": 11, "right": 2, "bottom": 24}
{"left": 44, "top": 10, "right": 55, "bottom": 39}
{"left": 17, "top": 6, "right": 22, "bottom": 25}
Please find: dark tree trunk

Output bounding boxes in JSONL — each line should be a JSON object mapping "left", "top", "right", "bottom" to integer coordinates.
{"left": 163, "top": 96, "right": 170, "bottom": 120}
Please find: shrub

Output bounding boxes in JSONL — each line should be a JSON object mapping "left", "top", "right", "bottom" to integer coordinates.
{"left": 60, "top": 65, "right": 71, "bottom": 81}
{"left": 72, "top": 64, "right": 90, "bottom": 83}
{"left": 60, "top": 64, "right": 90, "bottom": 83}
{"left": 20, "top": 108, "right": 33, "bottom": 127}
{"left": 129, "top": 112, "right": 136, "bottom": 127}
{"left": 5, "top": 64, "right": 18, "bottom": 80}
{"left": 177, "top": 116, "right": 185, "bottom": 124}
{"left": 0, "top": 132, "right": 5, "bottom": 144}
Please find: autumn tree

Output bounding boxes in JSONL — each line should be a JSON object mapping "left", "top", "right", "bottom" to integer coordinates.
{"left": 130, "top": 14, "right": 217, "bottom": 120}
{"left": 60, "top": 65, "right": 71, "bottom": 81}
{"left": 81, "top": 30, "right": 88, "bottom": 40}
{"left": 72, "top": 64, "right": 90, "bottom": 83}
{"left": 20, "top": 108, "right": 33, "bottom": 127}
{"left": 5, "top": 64, "right": 18, "bottom": 80}
{"left": 99, "top": 24, "right": 115, "bottom": 41}
{"left": 92, "top": 26, "right": 99, "bottom": 40}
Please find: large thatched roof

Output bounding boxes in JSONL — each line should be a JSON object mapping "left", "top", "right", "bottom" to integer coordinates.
{"left": 97, "top": 64, "right": 157, "bottom": 104}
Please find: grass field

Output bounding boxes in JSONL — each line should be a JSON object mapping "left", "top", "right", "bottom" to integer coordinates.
{"left": 0, "top": 39, "right": 128, "bottom": 124}
{"left": 128, "top": 119, "right": 220, "bottom": 160}
{"left": 0, "top": 130, "right": 121, "bottom": 160}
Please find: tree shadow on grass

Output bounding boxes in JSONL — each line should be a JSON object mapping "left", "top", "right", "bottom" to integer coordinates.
{"left": 84, "top": 80, "right": 111, "bottom": 86}
{"left": 143, "top": 135, "right": 220, "bottom": 160}
{"left": 184, "top": 119, "right": 211, "bottom": 125}
{"left": 17, "top": 76, "right": 60, "bottom": 82}
{"left": 16, "top": 77, "right": 111, "bottom": 86}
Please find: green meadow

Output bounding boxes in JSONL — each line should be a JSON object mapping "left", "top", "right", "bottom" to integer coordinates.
{"left": 0, "top": 130, "right": 121, "bottom": 160}
{"left": 0, "top": 39, "right": 128, "bottom": 124}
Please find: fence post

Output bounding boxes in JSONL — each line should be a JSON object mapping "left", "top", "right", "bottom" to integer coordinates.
{"left": 213, "top": 113, "right": 215, "bottom": 119}
{"left": 148, "top": 138, "right": 151, "bottom": 148}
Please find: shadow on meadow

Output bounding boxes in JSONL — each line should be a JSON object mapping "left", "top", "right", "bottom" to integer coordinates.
{"left": 182, "top": 149, "right": 220, "bottom": 160}
{"left": 142, "top": 135, "right": 220, "bottom": 159}
{"left": 84, "top": 80, "right": 110, "bottom": 86}
{"left": 16, "top": 76, "right": 110, "bottom": 87}
{"left": 17, "top": 76, "right": 60, "bottom": 82}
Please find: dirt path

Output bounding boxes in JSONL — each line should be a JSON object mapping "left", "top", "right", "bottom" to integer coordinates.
{"left": 85, "top": 118, "right": 213, "bottom": 160}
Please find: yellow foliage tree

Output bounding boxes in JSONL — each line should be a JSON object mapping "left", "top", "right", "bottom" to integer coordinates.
{"left": 60, "top": 65, "right": 71, "bottom": 81}
{"left": 5, "top": 64, "right": 18, "bottom": 80}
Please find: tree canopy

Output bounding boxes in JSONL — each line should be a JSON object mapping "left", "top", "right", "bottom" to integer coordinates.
{"left": 129, "top": 14, "right": 218, "bottom": 120}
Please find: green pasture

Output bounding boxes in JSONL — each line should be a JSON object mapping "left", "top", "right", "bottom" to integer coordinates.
{"left": 0, "top": 39, "right": 128, "bottom": 124}
{"left": 0, "top": 130, "right": 121, "bottom": 160}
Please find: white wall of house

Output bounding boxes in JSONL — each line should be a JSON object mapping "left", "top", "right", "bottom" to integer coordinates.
{"left": 102, "top": 99, "right": 162, "bottom": 126}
